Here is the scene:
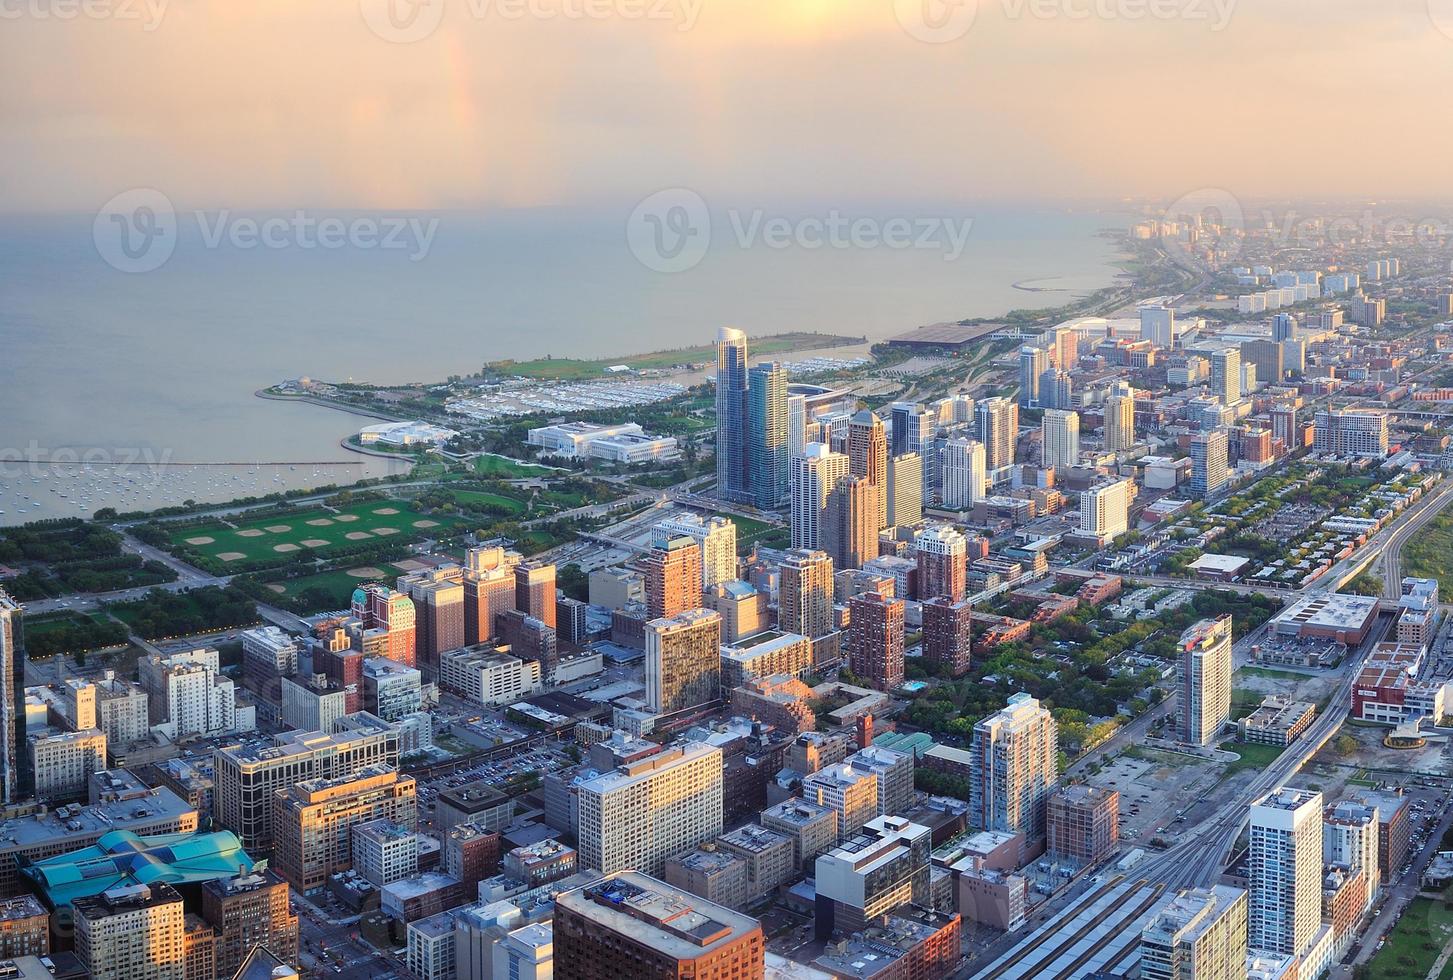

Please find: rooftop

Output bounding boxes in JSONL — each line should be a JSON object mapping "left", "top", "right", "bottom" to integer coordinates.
{"left": 23, "top": 829, "right": 256, "bottom": 907}
{"left": 0, "top": 785, "right": 195, "bottom": 853}
{"left": 558, "top": 872, "right": 760, "bottom": 960}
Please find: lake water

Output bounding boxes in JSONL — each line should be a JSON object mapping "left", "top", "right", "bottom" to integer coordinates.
{"left": 0, "top": 204, "right": 1129, "bottom": 524}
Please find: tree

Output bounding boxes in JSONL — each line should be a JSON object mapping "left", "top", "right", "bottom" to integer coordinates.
{"left": 1334, "top": 734, "right": 1358, "bottom": 757}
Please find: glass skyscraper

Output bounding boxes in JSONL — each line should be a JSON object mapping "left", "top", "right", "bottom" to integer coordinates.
{"left": 715, "top": 327, "right": 751, "bottom": 504}
{"left": 747, "top": 361, "right": 789, "bottom": 510}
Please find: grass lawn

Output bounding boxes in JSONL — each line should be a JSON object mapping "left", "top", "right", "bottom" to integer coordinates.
{"left": 1224, "top": 741, "right": 1285, "bottom": 774}
{"left": 450, "top": 489, "right": 530, "bottom": 515}
{"left": 487, "top": 332, "right": 863, "bottom": 380}
{"left": 168, "top": 498, "right": 465, "bottom": 565}
{"left": 1238, "top": 666, "right": 1312, "bottom": 682}
{"left": 1231, "top": 687, "right": 1262, "bottom": 721}
{"left": 1405, "top": 512, "right": 1453, "bottom": 593}
{"left": 24, "top": 610, "right": 96, "bottom": 637}
{"left": 1368, "top": 898, "right": 1453, "bottom": 979}
{"left": 472, "top": 454, "right": 555, "bottom": 478}
{"left": 714, "top": 513, "right": 790, "bottom": 555}
{"left": 262, "top": 567, "right": 404, "bottom": 611}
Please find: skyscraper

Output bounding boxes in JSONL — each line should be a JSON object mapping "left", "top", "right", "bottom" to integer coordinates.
{"left": 1103, "top": 385, "right": 1136, "bottom": 452}
{"left": 1141, "top": 305, "right": 1175, "bottom": 348}
{"left": 1039, "top": 368, "right": 1073, "bottom": 411}
{"left": 921, "top": 596, "right": 972, "bottom": 677}
{"left": 1179, "top": 616, "right": 1232, "bottom": 747}
{"left": 464, "top": 546, "right": 520, "bottom": 646}
{"left": 1079, "top": 479, "right": 1131, "bottom": 544}
{"left": 968, "top": 693, "right": 1058, "bottom": 847}
{"left": 1041, "top": 409, "right": 1080, "bottom": 471}
{"left": 847, "top": 592, "right": 904, "bottom": 691}
{"left": 1270, "top": 405, "right": 1298, "bottom": 452}
{"left": 514, "top": 563, "right": 558, "bottom": 631}
{"left": 1324, "top": 800, "right": 1380, "bottom": 918}
{"left": 643, "top": 536, "right": 703, "bottom": 621}
{"left": 351, "top": 584, "right": 417, "bottom": 669}
{"left": 941, "top": 436, "right": 986, "bottom": 510}
{"left": 790, "top": 443, "right": 850, "bottom": 550}
{"left": 1271, "top": 313, "right": 1295, "bottom": 342}
{"left": 650, "top": 513, "right": 737, "bottom": 588}
{"left": 976, "top": 397, "right": 1018, "bottom": 472}
{"left": 886, "top": 453, "right": 923, "bottom": 528}
{"left": 399, "top": 566, "right": 466, "bottom": 671}
{"left": 1249, "top": 788, "right": 1323, "bottom": 956}
{"left": 916, "top": 525, "right": 967, "bottom": 601}
{"left": 1189, "top": 428, "right": 1229, "bottom": 499}
{"left": 1019, "top": 345, "right": 1049, "bottom": 408}
{"left": 1241, "top": 339, "right": 1284, "bottom": 388}
{"left": 1140, "top": 886, "right": 1249, "bottom": 980}
{"left": 787, "top": 392, "right": 808, "bottom": 461}
{"left": 715, "top": 326, "right": 751, "bottom": 504}
{"left": 747, "top": 361, "right": 789, "bottom": 510}
{"left": 780, "top": 549, "right": 835, "bottom": 640}
{"left": 0, "top": 590, "right": 27, "bottom": 803}
{"left": 822, "top": 474, "right": 878, "bottom": 572}
{"left": 848, "top": 410, "right": 888, "bottom": 530}
{"left": 1210, "top": 348, "right": 1242, "bottom": 405}
{"left": 889, "top": 402, "right": 934, "bottom": 459}
{"left": 645, "top": 608, "right": 721, "bottom": 714}
{"left": 575, "top": 744, "right": 724, "bottom": 876}
{"left": 1313, "top": 409, "right": 1390, "bottom": 458}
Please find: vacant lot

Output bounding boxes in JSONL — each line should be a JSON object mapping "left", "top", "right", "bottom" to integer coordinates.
{"left": 170, "top": 499, "right": 465, "bottom": 564}
{"left": 1405, "top": 512, "right": 1453, "bottom": 593}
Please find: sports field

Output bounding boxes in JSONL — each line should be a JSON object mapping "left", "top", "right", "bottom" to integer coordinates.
{"left": 170, "top": 499, "right": 466, "bottom": 563}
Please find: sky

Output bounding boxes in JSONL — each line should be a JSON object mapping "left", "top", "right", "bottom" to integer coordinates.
{"left": 2, "top": 0, "right": 1452, "bottom": 213}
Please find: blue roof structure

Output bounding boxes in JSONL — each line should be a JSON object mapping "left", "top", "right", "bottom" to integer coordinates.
{"left": 22, "top": 829, "right": 258, "bottom": 907}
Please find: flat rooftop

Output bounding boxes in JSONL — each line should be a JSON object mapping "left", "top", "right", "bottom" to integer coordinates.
{"left": 560, "top": 873, "right": 758, "bottom": 957}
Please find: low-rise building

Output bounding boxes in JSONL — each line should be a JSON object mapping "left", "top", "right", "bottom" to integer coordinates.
{"left": 716, "top": 824, "right": 795, "bottom": 905}
{"left": 1046, "top": 785, "right": 1118, "bottom": 867}
{"left": 1240, "top": 696, "right": 1316, "bottom": 746}
{"left": 762, "top": 798, "right": 839, "bottom": 872}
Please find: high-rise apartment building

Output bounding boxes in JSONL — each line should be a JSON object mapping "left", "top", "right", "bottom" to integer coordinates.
{"left": 1046, "top": 785, "right": 1119, "bottom": 866}
{"left": 1270, "top": 405, "right": 1298, "bottom": 453}
{"left": 575, "top": 743, "right": 724, "bottom": 876}
{"left": 514, "top": 563, "right": 558, "bottom": 631}
{"left": 463, "top": 545, "right": 520, "bottom": 646}
{"left": 822, "top": 474, "right": 878, "bottom": 572}
{"left": 138, "top": 648, "right": 242, "bottom": 740}
{"left": 643, "top": 536, "right": 703, "bottom": 621}
{"left": 1019, "top": 345, "right": 1050, "bottom": 408}
{"left": 886, "top": 452, "right": 923, "bottom": 528}
{"left": 941, "top": 436, "right": 986, "bottom": 510}
{"left": 1041, "top": 409, "right": 1080, "bottom": 471}
{"left": 1039, "top": 368, "right": 1073, "bottom": 411}
{"left": 780, "top": 549, "right": 835, "bottom": 640}
{"left": 1, "top": 591, "right": 29, "bottom": 803}
{"left": 791, "top": 443, "right": 850, "bottom": 550}
{"left": 916, "top": 525, "right": 967, "bottom": 601}
{"left": 1324, "top": 800, "right": 1380, "bottom": 917}
{"left": 847, "top": 591, "right": 903, "bottom": 691}
{"left": 1140, "top": 886, "right": 1249, "bottom": 980}
{"left": 240, "top": 626, "right": 299, "bottom": 702}
{"left": 890, "top": 402, "right": 935, "bottom": 459}
{"left": 715, "top": 326, "right": 751, "bottom": 504}
{"left": 747, "top": 361, "right": 790, "bottom": 510}
{"left": 645, "top": 608, "right": 722, "bottom": 715}
{"left": 1210, "top": 348, "right": 1242, "bottom": 405}
{"left": 1272, "top": 312, "right": 1295, "bottom": 342}
{"left": 650, "top": 514, "right": 737, "bottom": 588}
{"left": 1180, "top": 616, "right": 1232, "bottom": 747}
{"left": 1249, "top": 788, "right": 1323, "bottom": 957}
{"left": 553, "top": 872, "right": 764, "bottom": 980}
{"left": 1104, "top": 385, "right": 1136, "bottom": 451}
{"left": 1314, "top": 409, "right": 1390, "bottom": 458}
{"left": 75, "top": 883, "right": 187, "bottom": 980}
{"left": 1241, "top": 339, "right": 1284, "bottom": 388}
{"left": 921, "top": 597, "right": 973, "bottom": 677}
{"left": 976, "top": 398, "right": 1018, "bottom": 472}
{"left": 272, "top": 764, "right": 418, "bottom": 894}
{"left": 848, "top": 410, "right": 888, "bottom": 530}
{"left": 31, "top": 728, "right": 106, "bottom": 801}
{"left": 802, "top": 763, "right": 879, "bottom": 840}
{"left": 1080, "top": 478, "right": 1131, "bottom": 545}
{"left": 213, "top": 713, "right": 399, "bottom": 855}
{"left": 351, "top": 584, "right": 417, "bottom": 668}
{"left": 968, "top": 693, "right": 1058, "bottom": 846}
{"left": 1189, "top": 428, "right": 1229, "bottom": 499}
{"left": 399, "top": 566, "right": 467, "bottom": 670}
{"left": 200, "top": 871, "right": 299, "bottom": 978}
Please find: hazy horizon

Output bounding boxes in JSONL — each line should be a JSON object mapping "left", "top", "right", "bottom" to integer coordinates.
{"left": 3, "top": 0, "right": 1451, "bottom": 215}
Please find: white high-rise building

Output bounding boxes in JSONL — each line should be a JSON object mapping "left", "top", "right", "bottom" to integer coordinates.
{"left": 138, "top": 648, "right": 244, "bottom": 740}
{"left": 1104, "top": 385, "right": 1136, "bottom": 452}
{"left": 1210, "top": 348, "right": 1242, "bottom": 405}
{"left": 976, "top": 398, "right": 1018, "bottom": 472}
{"left": 1140, "top": 886, "right": 1249, "bottom": 980}
{"left": 791, "top": 443, "right": 850, "bottom": 550}
{"left": 1079, "top": 479, "right": 1131, "bottom": 544}
{"left": 650, "top": 513, "right": 738, "bottom": 588}
{"left": 787, "top": 393, "right": 808, "bottom": 460}
{"left": 1141, "top": 305, "right": 1175, "bottom": 348}
{"left": 576, "top": 742, "right": 724, "bottom": 876}
{"left": 1189, "top": 429, "right": 1229, "bottom": 499}
{"left": 941, "top": 436, "right": 986, "bottom": 510}
{"left": 1313, "top": 410, "right": 1390, "bottom": 458}
{"left": 886, "top": 453, "right": 923, "bottom": 528}
{"left": 1249, "top": 788, "right": 1323, "bottom": 957}
{"left": 1179, "top": 616, "right": 1232, "bottom": 747}
{"left": 968, "top": 693, "right": 1058, "bottom": 849}
{"left": 1041, "top": 409, "right": 1080, "bottom": 471}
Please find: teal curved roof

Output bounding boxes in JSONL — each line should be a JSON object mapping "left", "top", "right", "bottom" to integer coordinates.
{"left": 21, "top": 830, "right": 257, "bottom": 907}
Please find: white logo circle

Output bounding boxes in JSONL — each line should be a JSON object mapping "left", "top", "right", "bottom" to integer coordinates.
{"left": 1159, "top": 187, "right": 1245, "bottom": 269}
{"left": 93, "top": 188, "right": 177, "bottom": 274}
{"left": 1431, "top": 0, "right": 1453, "bottom": 41}
{"left": 360, "top": 0, "right": 446, "bottom": 43}
{"left": 895, "top": 0, "right": 978, "bottom": 44}
{"left": 626, "top": 189, "right": 711, "bottom": 274}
